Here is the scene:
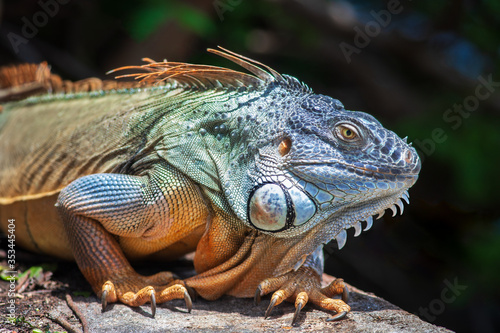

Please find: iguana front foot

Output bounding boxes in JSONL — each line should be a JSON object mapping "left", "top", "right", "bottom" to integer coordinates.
{"left": 100, "top": 273, "right": 192, "bottom": 317}
{"left": 254, "top": 267, "right": 350, "bottom": 325}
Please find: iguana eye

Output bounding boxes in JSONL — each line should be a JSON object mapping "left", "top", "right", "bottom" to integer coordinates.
{"left": 335, "top": 123, "right": 360, "bottom": 142}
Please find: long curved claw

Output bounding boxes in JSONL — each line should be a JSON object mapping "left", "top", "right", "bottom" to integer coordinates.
{"left": 342, "top": 286, "right": 350, "bottom": 303}
{"left": 264, "top": 296, "right": 278, "bottom": 319}
{"left": 150, "top": 290, "right": 156, "bottom": 318}
{"left": 186, "top": 285, "right": 197, "bottom": 303}
{"left": 265, "top": 289, "right": 290, "bottom": 319}
{"left": 292, "top": 291, "right": 308, "bottom": 326}
{"left": 326, "top": 311, "right": 348, "bottom": 322}
{"left": 254, "top": 286, "right": 262, "bottom": 305}
{"left": 184, "top": 290, "right": 193, "bottom": 313}
{"left": 101, "top": 289, "right": 108, "bottom": 312}
{"left": 292, "top": 302, "right": 303, "bottom": 326}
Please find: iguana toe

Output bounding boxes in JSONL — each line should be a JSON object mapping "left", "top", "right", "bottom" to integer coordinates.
{"left": 321, "top": 277, "right": 350, "bottom": 303}
{"left": 308, "top": 289, "right": 351, "bottom": 321}
{"left": 256, "top": 267, "right": 351, "bottom": 325}
{"left": 264, "top": 293, "right": 282, "bottom": 319}
{"left": 101, "top": 281, "right": 117, "bottom": 312}
{"left": 98, "top": 274, "right": 191, "bottom": 316}
{"left": 292, "top": 291, "right": 308, "bottom": 325}
{"left": 155, "top": 283, "right": 192, "bottom": 313}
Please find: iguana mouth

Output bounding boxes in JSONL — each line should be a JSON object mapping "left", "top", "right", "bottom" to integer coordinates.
{"left": 289, "top": 161, "right": 420, "bottom": 180}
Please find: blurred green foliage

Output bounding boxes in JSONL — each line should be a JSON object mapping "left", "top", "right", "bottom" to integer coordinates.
{"left": 126, "top": 1, "right": 215, "bottom": 40}
{"left": 98, "top": 0, "right": 215, "bottom": 40}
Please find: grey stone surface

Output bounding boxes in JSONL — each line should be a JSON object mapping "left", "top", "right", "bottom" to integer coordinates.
{"left": 52, "top": 282, "right": 453, "bottom": 333}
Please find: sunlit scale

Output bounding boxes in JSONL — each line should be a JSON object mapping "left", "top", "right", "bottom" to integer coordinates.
{"left": 249, "top": 184, "right": 287, "bottom": 231}
{"left": 288, "top": 186, "right": 316, "bottom": 226}
{"left": 248, "top": 183, "right": 316, "bottom": 231}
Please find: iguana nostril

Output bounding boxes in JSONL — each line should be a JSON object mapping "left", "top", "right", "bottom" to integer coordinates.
{"left": 404, "top": 150, "right": 412, "bottom": 164}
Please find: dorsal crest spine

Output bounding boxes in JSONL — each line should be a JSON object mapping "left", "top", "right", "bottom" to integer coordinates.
{"left": 0, "top": 47, "right": 311, "bottom": 102}
{"left": 109, "top": 46, "right": 285, "bottom": 89}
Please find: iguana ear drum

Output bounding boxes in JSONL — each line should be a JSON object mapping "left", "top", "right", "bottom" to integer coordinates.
{"left": 248, "top": 183, "right": 316, "bottom": 232}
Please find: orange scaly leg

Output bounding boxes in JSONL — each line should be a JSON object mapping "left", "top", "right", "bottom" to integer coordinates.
{"left": 56, "top": 165, "right": 204, "bottom": 316}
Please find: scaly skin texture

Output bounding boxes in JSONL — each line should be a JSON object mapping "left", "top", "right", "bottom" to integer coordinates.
{"left": 0, "top": 48, "right": 420, "bottom": 324}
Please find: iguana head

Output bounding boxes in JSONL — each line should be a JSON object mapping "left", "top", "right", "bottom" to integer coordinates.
{"left": 245, "top": 91, "right": 420, "bottom": 249}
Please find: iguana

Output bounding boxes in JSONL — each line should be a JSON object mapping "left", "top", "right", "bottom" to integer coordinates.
{"left": 0, "top": 47, "right": 420, "bottom": 324}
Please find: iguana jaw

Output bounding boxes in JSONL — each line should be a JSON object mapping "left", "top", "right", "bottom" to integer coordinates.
{"left": 326, "top": 188, "right": 413, "bottom": 250}
{"left": 269, "top": 185, "right": 417, "bottom": 277}
{"left": 299, "top": 163, "right": 418, "bottom": 229}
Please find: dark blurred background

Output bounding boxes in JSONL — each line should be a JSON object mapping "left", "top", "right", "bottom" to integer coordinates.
{"left": 1, "top": 0, "right": 499, "bottom": 332}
